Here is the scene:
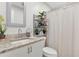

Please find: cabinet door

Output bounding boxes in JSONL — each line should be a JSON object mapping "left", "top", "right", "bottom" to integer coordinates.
{"left": 28, "top": 40, "right": 45, "bottom": 57}
{"left": 0, "top": 46, "right": 28, "bottom": 57}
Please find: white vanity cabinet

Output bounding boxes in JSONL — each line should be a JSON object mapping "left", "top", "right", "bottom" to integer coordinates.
{"left": 27, "top": 40, "right": 45, "bottom": 57}
{"left": 0, "top": 39, "right": 45, "bottom": 57}
{"left": 0, "top": 46, "right": 28, "bottom": 57}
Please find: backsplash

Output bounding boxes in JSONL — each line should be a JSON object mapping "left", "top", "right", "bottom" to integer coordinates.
{"left": 5, "top": 33, "right": 27, "bottom": 41}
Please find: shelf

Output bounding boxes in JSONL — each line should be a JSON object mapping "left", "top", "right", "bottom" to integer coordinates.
{"left": 34, "top": 34, "right": 46, "bottom": 37}
{"left": 34, "top": 26, "right": 47, "bottom": 28}
{"left": 33, "top": 14, "right": 47, "bottom": 37}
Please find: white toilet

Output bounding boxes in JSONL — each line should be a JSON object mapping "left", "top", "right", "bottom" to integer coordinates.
{"left": 43, "top": 47, "right": 57, "bottom": 57}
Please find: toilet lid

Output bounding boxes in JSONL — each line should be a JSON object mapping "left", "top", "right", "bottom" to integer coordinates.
{"left": 43, "top": 47, "right": 57, "bottom": 55}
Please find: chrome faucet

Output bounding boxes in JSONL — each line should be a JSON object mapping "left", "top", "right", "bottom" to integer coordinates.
{"left": 18, "top": 28, "right": 22, "bottom": 38}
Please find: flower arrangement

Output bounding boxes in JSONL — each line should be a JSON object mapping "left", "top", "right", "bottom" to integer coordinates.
{"left": 0, "top": 15, "right": 6, "bottom": 39}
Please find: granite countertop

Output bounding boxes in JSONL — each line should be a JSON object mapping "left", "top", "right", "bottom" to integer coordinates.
{"left": 0, "top": 37, "right": 46, "bottom": 54}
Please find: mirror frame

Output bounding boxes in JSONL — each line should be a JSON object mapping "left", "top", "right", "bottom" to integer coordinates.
{"left": 6, "top": 2, "right": 26, "bottom": 27}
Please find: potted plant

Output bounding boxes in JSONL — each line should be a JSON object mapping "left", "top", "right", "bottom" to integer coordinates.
{"left": 34, "top": 28, "right": 39, "bottom": 35}
{"left": 0, "top": 16, "right": 6, "bottom": 39}
{"left": 43, "top": 28, "right": 46, "bottom": 34}
{"left": 38, "top": 11, "right": 47, "bottom": 35}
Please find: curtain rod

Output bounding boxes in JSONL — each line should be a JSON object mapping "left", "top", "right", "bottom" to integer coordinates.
{"left": 47, "top": 2, "right": 79, "bottom": 13}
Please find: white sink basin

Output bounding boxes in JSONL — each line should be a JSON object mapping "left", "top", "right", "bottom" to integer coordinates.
{"left": 10, "top": 39, "right": 30, "bottom": 45}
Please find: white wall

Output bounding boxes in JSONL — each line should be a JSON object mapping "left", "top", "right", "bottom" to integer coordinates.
{"left": 0, "top": 2, "right": 50, "bottom": 36}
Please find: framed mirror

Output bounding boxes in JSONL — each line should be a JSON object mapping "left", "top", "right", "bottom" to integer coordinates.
{"left": 6, "top": 2, "right": 26, "bottom": 27}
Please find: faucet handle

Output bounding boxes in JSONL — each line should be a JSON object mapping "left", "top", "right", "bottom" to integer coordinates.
{"left": 18, "top": 28, "right": 22, "bottom": 33}
{"left": 18, "top": 28, "right": 22, "bottom": 38}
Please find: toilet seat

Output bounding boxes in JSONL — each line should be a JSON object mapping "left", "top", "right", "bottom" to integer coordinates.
{"left": 43, "top": 47, "right": 57, "bottom": 57}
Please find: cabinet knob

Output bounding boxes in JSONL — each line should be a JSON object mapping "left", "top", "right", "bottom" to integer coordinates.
{"left": 31, "top": 46, "right": 32, "bottom": 52}
{"left": 28, "top": 46, "right": 32, "bottom": 54}
{"left": 28, "top": 47, "right": 30, "bottom": 54}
